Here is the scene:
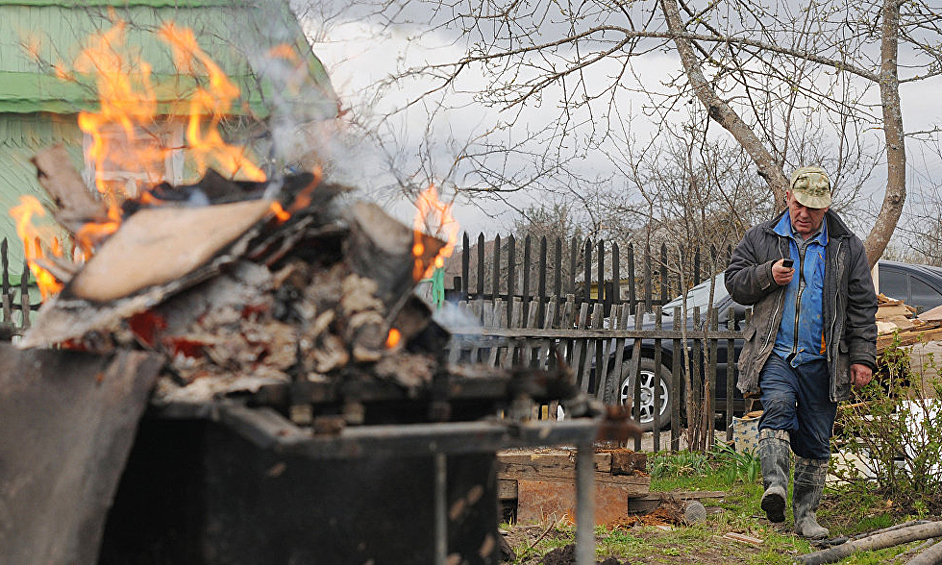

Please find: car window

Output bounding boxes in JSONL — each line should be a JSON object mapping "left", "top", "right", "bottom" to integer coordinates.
{"left": 910, "top": 277, "right": 942, "bottom": 313}
{"left": 663, "top": 272, "right": 729, "bottom": 312}
{"left": 879, "top": 268, "right": 908, "bottom": 302}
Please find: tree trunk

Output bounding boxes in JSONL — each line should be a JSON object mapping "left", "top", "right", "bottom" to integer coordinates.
{"left": 864, "top": 0, "right": 906, "bottom": 268}
{"left": 659, "top": 0, "right": 789, "bottom": 207}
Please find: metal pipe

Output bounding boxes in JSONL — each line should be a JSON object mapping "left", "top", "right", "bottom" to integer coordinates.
{"left": 575, "top": 441, "right": 595, "bottom": 565}
{"left": 434, "top": 452, "right": 447, "bottom": 565}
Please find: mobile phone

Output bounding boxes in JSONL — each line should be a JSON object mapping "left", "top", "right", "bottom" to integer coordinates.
{"left": 781, "top": 258, "right": 794, "bottom": 269}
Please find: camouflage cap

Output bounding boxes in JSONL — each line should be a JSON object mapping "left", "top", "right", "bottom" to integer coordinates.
{"left": 790, "top": 166, "right": 831, "bottom": 209}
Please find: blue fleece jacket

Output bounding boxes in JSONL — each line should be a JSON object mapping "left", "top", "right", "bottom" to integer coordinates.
{"left": 772, "top": 211, "right": 828, "bottom": 366}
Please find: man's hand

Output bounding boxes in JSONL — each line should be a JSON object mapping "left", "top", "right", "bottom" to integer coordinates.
{"left": 850, "top": 363, "right": 873, "bottom": 389}
{"left": 772, "top": 259, "right": 794, "bottom": 286}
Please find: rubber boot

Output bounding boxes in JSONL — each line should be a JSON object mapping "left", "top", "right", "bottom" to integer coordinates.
{"left": 758, "top": 429, "right": 791, "bottom": 523}
{"left": 793, "top": 456, "right": 829, "bottom": 539}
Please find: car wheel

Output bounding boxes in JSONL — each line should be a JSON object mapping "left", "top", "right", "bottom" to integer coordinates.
{"left": 619, "top": 357, "right": 672, "bottom": 432}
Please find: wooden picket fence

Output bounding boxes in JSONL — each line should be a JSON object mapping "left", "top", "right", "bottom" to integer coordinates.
{"left": 448, "top": 232, "right": 734, "bottom": 316}
{"left": 442, "top": 233, "right": 750, "bottom": 453}
{"left": 0, "top": 239, "right": 38, "bottom": 340}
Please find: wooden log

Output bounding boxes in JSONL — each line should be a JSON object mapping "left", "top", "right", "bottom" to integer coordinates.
{"left": 905, "top": 539, "right": 942, "bottom": 565}
{"left": 796, "top": 521, "right": 942, "bottom": 565}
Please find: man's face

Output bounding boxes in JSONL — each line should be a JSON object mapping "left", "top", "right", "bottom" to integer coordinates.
{"left": 786, "top": 190, "right": 828, "bottom": 239}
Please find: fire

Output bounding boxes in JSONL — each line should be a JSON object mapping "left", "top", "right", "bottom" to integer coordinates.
{"left": 412, "top": 185, "right": 459, "bottom": 280}
{"left": 385, "top": 327, "right": 401, "bottom": 349}
{"left": 71, "top": 20, "right": 266, "bottom": 212}
{"left": 9, "top": 196, "right": 64, "bottom": 300}
{"left": 10, "top": 20, "right": 274, "bottom": 297}
{"left": 269, "top": 202, "right": 291, "bottom": 223}
{"left": 159, "top": 23, "right": 265, "bottom": 183}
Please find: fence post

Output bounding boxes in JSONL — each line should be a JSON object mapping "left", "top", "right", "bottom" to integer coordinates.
{"left": 643, "top": 245, "right": 652, "bottom": 314}
{"left": 612, "top": 242, "right": 621, "bottom": 306}
{"left": 538, "top": 236, "right": 547, "bottom": 324}
{"left": 627, "top": 243, "right": 636, "bottom": 316}
{"left": 569, "top": 237, "right": 578, "bottom": 298}
{"left": 522, "top": 235, "right": 531, "bottom": 320}
{"left": 461, "top": 233, "right": 469, "bottom": 301}
{"left": 659, "top": 243, "right": 668, "bottom": 307}
{"left": 583, "top": 238, "right": 592, "bottom": 307}
{"left": 507, "top": 235, "right": 515, "bottom": 321}
{"left": 492, "top": 234, "right": 501, "bottom": 303}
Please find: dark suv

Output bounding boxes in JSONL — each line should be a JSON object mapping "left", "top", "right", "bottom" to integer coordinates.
{"left": 618, "top": 260, "right": 942, "bottom": 430}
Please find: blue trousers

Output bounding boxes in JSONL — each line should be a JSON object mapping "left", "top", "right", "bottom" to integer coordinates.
{"left": 757, "top": 354, "right": 836, "bottom": 460}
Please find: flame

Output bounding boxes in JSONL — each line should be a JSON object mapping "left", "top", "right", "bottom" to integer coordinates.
{"left": 269, "top": 202, "right": 290, "bottom": 223}
{"left": 9, "top": 196, "right": 64, "bottom": 300}
{"left": 11, "top": 21, "right": 277, "bottom": 298}
{"left": 412, "top": 185, "right": 459, "bottom": 280}
{"left": 70, "top": 20, "right": 265, "bottom": 212}
{"left": 159, "top": 22, "right": 265, "bottom": 182}
{"left": 74, "top": 22, "right": 164, "bottom": 210}
{"left": 385, "top": 328, "right": 401, "bottom": 349}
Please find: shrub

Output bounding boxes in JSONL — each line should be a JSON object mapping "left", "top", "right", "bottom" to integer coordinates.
{"left": 832, "top": 335, "right": 942, "bottom": 513}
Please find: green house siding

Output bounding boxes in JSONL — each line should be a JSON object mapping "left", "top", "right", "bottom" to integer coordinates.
{"left": 0, "top": 0, "right": 338, "bottom": 269}
{"left": 0, "top": 114, "right": 82, "bottom": 267}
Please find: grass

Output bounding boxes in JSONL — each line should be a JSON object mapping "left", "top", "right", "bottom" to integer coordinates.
{"left": 502, "top": 447, "right": 938, "bottom": 564}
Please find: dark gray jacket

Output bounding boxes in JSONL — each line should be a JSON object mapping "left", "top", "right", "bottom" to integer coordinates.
{"left": 725, "top": 209, "right": 877, "bottom": 403}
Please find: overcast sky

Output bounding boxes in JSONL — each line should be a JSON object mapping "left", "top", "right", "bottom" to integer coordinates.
{"left": 293, "top": 1, "right": 942, "bottom": 243}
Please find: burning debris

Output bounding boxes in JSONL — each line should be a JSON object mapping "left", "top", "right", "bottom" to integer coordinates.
{"left": 20, "top": 145, "right": 456, "bottom": 403}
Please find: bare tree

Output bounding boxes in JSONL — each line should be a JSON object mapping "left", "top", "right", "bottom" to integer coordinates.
{"left": 301, "top": 0, "right": 942, "bottom": 267}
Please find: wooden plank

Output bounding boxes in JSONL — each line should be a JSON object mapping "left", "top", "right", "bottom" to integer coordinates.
{"left": 643, "top": 246, "right": 652, "bottom": 314}
{"left": 630, "top": 310, "right": 644, "bottom": 451}
{"left": 538, "top": 297, "right": 557, "bottom": 368}
{"left": 571, "top": 303, "right": 591, "bottom": 390}
{"left": 0, "top": 346, "right": 163, "bottom": 565}
{"left": 498, "top": 478, "right": 518, "bottom": 500}
{"left": 507, "top": 235, "right": 516, "bottom": 322}
{"left": 500, "top": 298, "right": 524, "bottom": 367}
{"left": 498, "top": 450, "right": 612, "bottom": 472}
{"left": 671, "top": 306, "right": 682, "bottom": 451}
{"left": 492, "top": 234, "right": 501, "bottom": 309}
{"left": 538, "top": 236, "right": 547, "bottom": 324}
{"left": 569, "top": 237, "right": 578, "bottom": 296}
{"left": 692, "top": 306, "right": 703, "bottom": 449}
{"left": 522, "top": 235, "right": 531, "bottom": 321}
{"left": 727, "top": 309, "right": 736, "bottom": 443}
{"left": 877, "top": 304, "right": 915, "bottom": 319}
{"left": 561, "top": 294, "right": 576, "bottom": 368}
{"left": 487, "top": 299, "right": 505, "bottom": 367}
{"left": 579, "top": 304, "right": 603, "bottom": 394}
{"left": 612, "top": 242, "right": 621, "bottom": 307}
{"left": 461, "top": 232, "right": 470, "bottom": 301}
{"left": 476, "top": 233, "right": 485, "bottom": 298}
{"left": 652, "top": 305, "right": 663, "bottom": 450}
{"left": 523, "top": 298, "right": 540, "bottom": 368}
{"left": 603, "top": 304, "right": 629, "bottom": 405}
{"left": 707, "top": 307, "right": 718, "bottom": 449}
{"left": 584, "top": 238, "right": 592, "bottom": 304}
{"left": 627, "top": 243, "right": 636, "bottom": 316}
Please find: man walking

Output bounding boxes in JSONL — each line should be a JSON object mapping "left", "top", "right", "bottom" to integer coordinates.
{"left": 725, "top": 166, "right": 877, "bottom": 539}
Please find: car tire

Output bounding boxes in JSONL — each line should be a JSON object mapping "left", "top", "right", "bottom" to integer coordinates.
{"left": 619, "top": 357, "right": 672, "bottom": 432}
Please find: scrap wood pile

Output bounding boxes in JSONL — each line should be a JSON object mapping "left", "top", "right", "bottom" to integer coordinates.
{"left": 19, "top": 146, "right": 456, "bottom": 402}
{"left": 876, "top": 294, "right": 942, "bottom": 353}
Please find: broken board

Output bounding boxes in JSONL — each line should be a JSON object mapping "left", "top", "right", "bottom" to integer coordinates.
{"left": 0, "top": 344, "right": 163, "bottom": 564}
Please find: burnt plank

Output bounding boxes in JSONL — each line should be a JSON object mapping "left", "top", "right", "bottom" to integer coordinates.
{"left": 0, "top": 345, "right": 162, "bottom": 564}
